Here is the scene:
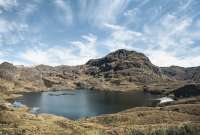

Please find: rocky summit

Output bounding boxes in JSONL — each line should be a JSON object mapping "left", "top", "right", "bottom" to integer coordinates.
{"left": 0, "top": 49, "right": 199, "bottom": 93}
{"left": 0, "top": 49, "right": 200, "bottom": 135}
{"left": 85, "top": 49, "right": 163, "bottom": 83}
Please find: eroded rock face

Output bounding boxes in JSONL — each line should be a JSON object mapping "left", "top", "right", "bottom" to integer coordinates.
{"left": 86, "top": 49, "right": 155, "bottom": 72}
{"left": 0, "top": 50, "right": 185, "bottom": 92}
{"left": 85, "top": 49, "right": 163, "bottom": 84}
{"left": 0, "top": 49, "right": 200, "bottom": 92}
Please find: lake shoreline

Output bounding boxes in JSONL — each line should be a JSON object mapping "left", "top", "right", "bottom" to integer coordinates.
{"left": 12, "top": 89, "right": 162, "bottom": 120}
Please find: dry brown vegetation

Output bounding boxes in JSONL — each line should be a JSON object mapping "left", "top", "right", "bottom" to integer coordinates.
{"left": 0, "top": 98, "right": 200, "bottom": 135}
{"left": 0, "top": 49, "right": 200, "bottom": 135}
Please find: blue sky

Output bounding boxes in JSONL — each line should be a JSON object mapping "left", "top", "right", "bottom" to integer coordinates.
{"left": 0, "top": 0, "right": 200, "bottom": 67}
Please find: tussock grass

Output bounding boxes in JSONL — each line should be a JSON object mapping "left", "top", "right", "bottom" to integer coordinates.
{"left": 123, "top": 123, "right": 200, "bottom": 135}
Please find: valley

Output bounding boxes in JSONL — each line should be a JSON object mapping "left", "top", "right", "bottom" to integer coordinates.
{"left": 0, "top": 49, "right": 200, "bottom": 135}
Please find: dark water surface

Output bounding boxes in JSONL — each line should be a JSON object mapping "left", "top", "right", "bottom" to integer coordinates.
{"left": 15, "top": 89, "right": 160, "bottom": 119}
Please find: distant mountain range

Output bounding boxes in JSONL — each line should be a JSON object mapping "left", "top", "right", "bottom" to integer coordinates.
{"left": 0, "top": 49, "right": 199, "bottom": 94}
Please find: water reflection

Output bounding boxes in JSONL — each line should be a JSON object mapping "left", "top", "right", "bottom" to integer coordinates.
{"left": 15, "top": 90, "right": 160, "bottom": 119}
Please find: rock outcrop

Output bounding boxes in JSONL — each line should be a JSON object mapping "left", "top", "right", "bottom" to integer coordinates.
{"left": 85, "top": 49, "right": 164, "bottom": 84}
{"left": 0, "top": 49, "right": 199, "bottom": 93}
{"left": 0, "top": 49, "right": 200, "bottom": 135}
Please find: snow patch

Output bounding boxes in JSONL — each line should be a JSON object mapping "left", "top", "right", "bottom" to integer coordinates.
{"left": 158, "top": 97, "right": 174, "bottom": 104}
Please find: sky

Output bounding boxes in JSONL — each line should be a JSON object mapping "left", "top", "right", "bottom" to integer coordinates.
{"left": 0, "top": 0, "right": 200, "bottom": 67}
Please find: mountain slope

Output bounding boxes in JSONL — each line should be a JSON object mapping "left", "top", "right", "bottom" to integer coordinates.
{"left": 0, "top": 49, "right": 199, "bottom": 93}
{"left": 161, "top": 66, "right": 200, "bottom": 83}
{"left": 85, "top": 49, "right": 166, "bottom": 84}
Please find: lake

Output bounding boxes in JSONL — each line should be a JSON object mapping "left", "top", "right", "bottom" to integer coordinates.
{"left": 14, "top": 89, "right": 160, "bottom": 119}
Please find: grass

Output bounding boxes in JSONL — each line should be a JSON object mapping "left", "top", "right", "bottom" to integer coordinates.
{"left": 123, "top": 123, "right": 200, "bottom": 135}
{"left": 0, "top": 107, "right": 200, "bottom": 135}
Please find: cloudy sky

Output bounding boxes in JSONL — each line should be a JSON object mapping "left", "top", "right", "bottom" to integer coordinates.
{"left": 0, "top": 0, "right": 200, "bottom": 67}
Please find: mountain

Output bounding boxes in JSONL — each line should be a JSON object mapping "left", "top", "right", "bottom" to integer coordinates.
{"left": 0, "top": 49, "right": 199, "bottom": 93}
{"left": 161, "top": 66, "right": 200, "bottom": 83}
{"left": 0, "top": 49, "right": 200, "bottom": 135}
{"left": 85, "top": 49, "right": 165, "bottom": 83}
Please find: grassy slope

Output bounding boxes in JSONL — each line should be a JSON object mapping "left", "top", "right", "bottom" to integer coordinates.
{"left": 0, "top": 101, "right": 200, "bottom": 135}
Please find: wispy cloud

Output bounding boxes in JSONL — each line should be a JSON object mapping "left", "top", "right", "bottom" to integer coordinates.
{"left": 0, "top": 0, "right": 17, "bottom": 13}
{"left": 78, "top": 0, "right": 129, "bottom": 26}
{"left": 102, "top": 23, "right": 143, "bottom": 51}
{"left": 20, "top": 47, "right": 70, "bottom": 66}
{"left": 103, "top": 23, "right": 123, "bottom": 30}
{"left": 0, "top": 19, "right": 28, "bottom": 45}
{"left": 101, "top": 11, "right": 200, "bottom": 67}
{"left": 17, "top": 1, "right": 40, "bottom": 20}
{"left": 0, "top": 49, "right": 9, "bottom": 57}
{"left": 141, "top": 14, "right": 200, "bottom": 67}
{"left": 71, "top": 33, "right": 99, "bottom": 61}
{"left": 90, "top": 0, "right": 128, "bottom": 25}
{"left": 19, "top": 33, "right": 99, "bottom": 66}
{"left": 53, "top": 0, "right": 129, "bottom": 26}
{"left": 54, "top": 0, "right": 73, "bottom": 25}
{"left": 0, "top": 0, "right": 200, "bottom": 67}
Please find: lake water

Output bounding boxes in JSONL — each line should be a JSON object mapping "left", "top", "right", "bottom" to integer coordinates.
{"left": 14, "top": 89, "right": 160, "bottom": 119}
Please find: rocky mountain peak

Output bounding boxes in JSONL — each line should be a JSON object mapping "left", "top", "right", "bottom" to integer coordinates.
{"left": 85, "top": 49, "right": 162, "bottom": 81}
{"left": 106, "top": 49, "right": 147, "bottom": 60}
{"left": 86, "top": 49, "right": 150, "bottom": 67}
{"left": 0, "top": 62, "right": 16, "bottom": 70}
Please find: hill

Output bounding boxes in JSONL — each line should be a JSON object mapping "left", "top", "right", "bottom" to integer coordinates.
{"left": 0, "top": 49, "right": 199, "bottom": 93}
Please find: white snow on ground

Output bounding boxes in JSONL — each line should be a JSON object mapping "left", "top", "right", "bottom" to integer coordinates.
{"left": 158, "top": 97, "right": 174, "bottom": 104}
